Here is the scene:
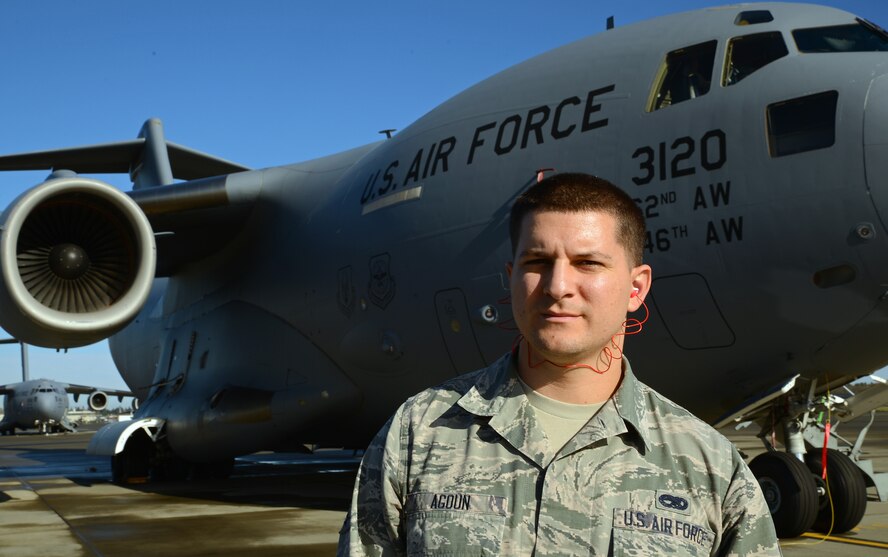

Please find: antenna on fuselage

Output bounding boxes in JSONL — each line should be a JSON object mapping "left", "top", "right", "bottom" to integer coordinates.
{"left": 379, "top": 129, "right": 396, "bottom": 139}
{"left": 607, "top": 16, "right": 614, "bottom": 30}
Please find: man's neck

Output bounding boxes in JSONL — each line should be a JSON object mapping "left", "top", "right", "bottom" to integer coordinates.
{"left": 516, "top": 346, "right": 624, "bottom": 404}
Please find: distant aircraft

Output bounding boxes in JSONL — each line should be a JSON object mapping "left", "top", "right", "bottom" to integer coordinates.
{"left": 0, "top": 377, "right": 133, "bottom": 434}
{"left": 0, "top": 341, "right": 134, "bottom": 434}
{"left": 0, "top": 1, "right": 885, "bottom": 538}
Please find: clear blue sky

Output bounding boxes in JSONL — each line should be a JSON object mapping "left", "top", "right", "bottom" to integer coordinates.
{"left": 0, "top": 0, "right": 885, "bottom": 391}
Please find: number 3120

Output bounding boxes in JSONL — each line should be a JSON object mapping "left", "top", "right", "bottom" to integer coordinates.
{"left": 631, "top": 129, "right": 726, "bottom": 186}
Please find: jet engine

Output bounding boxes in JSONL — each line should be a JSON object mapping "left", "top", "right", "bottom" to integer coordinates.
{"left": 0, "top": 177, "right": 156, "bottom": 347}
{"left": 88, "top": 391, "right": 108, "bottom": 412}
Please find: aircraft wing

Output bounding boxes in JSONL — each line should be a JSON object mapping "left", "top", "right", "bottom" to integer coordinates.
{"left": 65, "top": 384, "right": 136, "bottom": 410}
{"left": 0, "top": 385, "right": 15, "bottom": 395}
{"left": 65, "top": 383, "right": 132, "bottom": 397}
{"left": 0, "top": 139, "right": 250, "bottom": 181}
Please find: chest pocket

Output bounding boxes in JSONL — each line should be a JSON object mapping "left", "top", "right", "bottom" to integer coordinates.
{"left": 405, "top": 492, "right": 507, "bottom": 556}
{"left": 611, "top": 508, "right": 715, "bottom": 557}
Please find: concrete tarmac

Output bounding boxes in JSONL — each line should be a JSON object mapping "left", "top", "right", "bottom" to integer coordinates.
{"left": 2, "top": 417, "right": 888, "bottom": 556}
{"left": 0, "top": 428, "right": 359, "bottom": 556}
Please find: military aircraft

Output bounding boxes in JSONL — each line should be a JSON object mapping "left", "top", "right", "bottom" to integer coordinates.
{"left": 0, "top": 0, "right": 884, "bottom": 538}
{"left": 0, "top": 341, "right": 134, "bottom": 434}
{"left": 0, "top": 377, "right": 133, "bottom": 434}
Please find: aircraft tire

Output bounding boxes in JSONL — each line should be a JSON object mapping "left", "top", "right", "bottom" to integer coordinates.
{"left": 749, "top": 451, "right": 818, "bottom": 538}
{"left": 805, "top": 448, "right": 867, "bottom": 533}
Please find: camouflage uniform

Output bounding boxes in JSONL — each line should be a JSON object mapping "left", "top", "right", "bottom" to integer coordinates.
{"left": 338, "top": 353, "right": 781, "bottom": 556}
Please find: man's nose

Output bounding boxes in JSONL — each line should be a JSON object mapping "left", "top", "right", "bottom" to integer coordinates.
{"left": 543, "top": 260, "right": 572, "bottom": 299}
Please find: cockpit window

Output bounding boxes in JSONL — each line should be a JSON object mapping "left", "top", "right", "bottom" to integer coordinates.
{"left": 723, "top": 32, "right": 788, "bottom": 86}
{"left": 649, "top": 40, "right": 717, "bottom": 111}
{"left": 767, "top": 91, "right": 838, "bottom": 157}
{"left": 734, "top": 11, "right": 773, "bottom": 26}
{"left": 793, "top": 20, "right": 888, "bottom": 52}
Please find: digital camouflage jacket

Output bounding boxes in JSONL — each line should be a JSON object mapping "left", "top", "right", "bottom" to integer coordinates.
{"left": 338, "top": 353, "right": 781, "bottom": 556}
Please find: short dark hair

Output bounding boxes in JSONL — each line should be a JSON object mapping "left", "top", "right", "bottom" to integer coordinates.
{"left": 509, "top": 173, "right": 646, "bottom": 265}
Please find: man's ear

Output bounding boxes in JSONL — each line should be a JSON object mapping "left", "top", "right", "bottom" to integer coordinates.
{"left": 628, "top": 264, "right": 652, "bottom": 312}
{"left": 506, "top": 261, "right": 513, "bottom": 279}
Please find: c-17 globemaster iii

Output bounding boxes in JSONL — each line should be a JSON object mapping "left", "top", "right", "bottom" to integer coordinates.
{"left": 0, "top": 341, "right": 134, "bottom": 434}
{"left": 0, "top": 377, "right": 133, "bottom": 434}
{"left": 0, "top": 1, "right": 885, "bottom": 539}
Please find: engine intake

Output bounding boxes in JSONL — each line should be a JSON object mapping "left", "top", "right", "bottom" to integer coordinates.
{"left": 0, "top": 177, "right": 156, "bottom": 347}
{"left": 88, "top": 391, "right": 108, "bottom": 412}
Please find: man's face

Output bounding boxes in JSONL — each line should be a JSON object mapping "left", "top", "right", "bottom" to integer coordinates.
{"left": 507, "top": 210, "right": 650, "bottom": 367}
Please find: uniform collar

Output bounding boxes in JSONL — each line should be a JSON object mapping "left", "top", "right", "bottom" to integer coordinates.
{"left": 457, "top": 352, "right": 650, "bottom": 461}
{"left": 596, "top": 358, "right": 650, "bottom": 453}
{"left": 456, "top": 352, "right": 547, "bottom": 467}
{"left": 538, "top": 358, "right": 650, "bottom": 457}
{"left": 456, "top": 352, "right": 518, "bottom": 417}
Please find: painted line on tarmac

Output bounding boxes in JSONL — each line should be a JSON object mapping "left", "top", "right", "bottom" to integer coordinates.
{"left": 800, "top": 532, "right": 888, "bottom": 549}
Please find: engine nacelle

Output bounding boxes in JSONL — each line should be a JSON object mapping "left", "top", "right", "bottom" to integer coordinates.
{"left": 0, "top": 177, "right": 156, "bottom": 347}
{"left": 88, "top": 391, "right": 108, "bottom": 412}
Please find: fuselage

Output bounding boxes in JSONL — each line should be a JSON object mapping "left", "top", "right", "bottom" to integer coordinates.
{"left": 110, "top": 3, "right": 888, "bottom": 459}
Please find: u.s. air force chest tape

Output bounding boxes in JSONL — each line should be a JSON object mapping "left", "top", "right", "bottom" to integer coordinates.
{"left": 608, "top": 489, "right": 717, "bottom": 555}
{"left": 613, "top": 508, "right": 714, "bottom": 545}
{"left": 611, "top": 489, "right": 715, "bottom": 553}
{"left": 405, "top": 492, "right": 508, "bottom": 556}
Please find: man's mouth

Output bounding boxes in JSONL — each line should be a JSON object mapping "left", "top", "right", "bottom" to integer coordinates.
{"left": 542, "top": 311, "right": 581, "bottom": 322}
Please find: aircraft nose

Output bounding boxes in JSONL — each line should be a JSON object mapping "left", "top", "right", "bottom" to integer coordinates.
{"left": 36, "top": 394, "right": 57, "bottom": 415}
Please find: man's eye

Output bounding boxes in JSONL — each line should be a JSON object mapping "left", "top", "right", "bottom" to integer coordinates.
{"left": 578, "top": 260, "right": 601, "bottom": 267}
{"left": 522, "top": 257, "right": 557, "bottom": 268}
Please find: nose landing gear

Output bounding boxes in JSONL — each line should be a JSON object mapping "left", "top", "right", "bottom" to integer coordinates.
{"left": 749, "top": 451, "right": 818, "bottom": 538}
{"left": 731, "top": 375, "right": 888, "bottom": 539}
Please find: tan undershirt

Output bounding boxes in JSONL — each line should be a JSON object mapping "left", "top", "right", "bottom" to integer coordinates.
{"left": 517, "top": 376, "right": 605, "bottom": 463}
